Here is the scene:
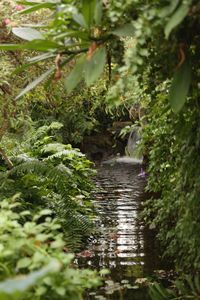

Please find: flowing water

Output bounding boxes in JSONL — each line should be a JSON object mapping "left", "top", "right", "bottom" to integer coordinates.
{"left": 77, "top": 158, "right": 163, "bottom": 300}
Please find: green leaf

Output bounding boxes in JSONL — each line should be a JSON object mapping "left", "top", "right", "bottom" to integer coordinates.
{"left": 50, "top": 239, "right": 65, "bottom": 249}
{"left": 82, "top": 0, "right": 96, "bottom": 27}
{"left": 94, "top": 0, "right": 102, "bottom": 25}
{"left": 16, "top": 2, "right": 55, "bottom": 15}
{"left": 159, "top": 0, "right": 180, "bottom": 18}
{"left": 55, "top": 30, "right": 89, "bottom": 41}
{"left": 27, "top": 52, "right": 56, "bottom": 63}
{"left": 12, "top": 27, "right": 44, "bottom": 41}
{"left": 99, "top": 269, "right": 110, "bottom": 275}
{"left": 23, "top": 40, "right": 60, "bottom": 51}
{"left": 84, "top": 46, "right": 106, "bottom": 86}
{"left": 165, "top": 2, "right": 191, "bottom": 38}
{"left": 112, "top": 23, "right": 135, "bottom": 37}
{"left": 64, "top": 55, "right": 86, "bottom": 93}
{"left": 16, "top": 67, "right": 55, "bottom": 99}
{"left": 13, "top": 53, "right": 56, "bottom": 75}
{"left": 18, "top": 0, "right": 58, "bottom": 5}
{"left": 0, "top": 40, "right": 60, "bottom": 51}
{"left": 17, "top": 258, "right": 31, "bottom": 269}
{"left": 0, "top": 44, "right": 25, "bottom": 51}
{"left": 0, "top": 261, "right": 60, "bottom": 298}
{"left": 73, "top": 13, "right": 87, "bottom": 28}
{"left": 169, "top": 59, "right": 191, "bottom": 113}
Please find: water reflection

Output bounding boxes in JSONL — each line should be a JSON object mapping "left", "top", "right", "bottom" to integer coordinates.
{"left": 77, "top": 160, "right": 159, "bottom": 299}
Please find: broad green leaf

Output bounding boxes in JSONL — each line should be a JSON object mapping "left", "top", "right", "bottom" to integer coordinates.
{"left": 0, "top": 44, "right": 27, "bottom": 51}
{"left": 112, "top": 23, "right": 135, "bottom": 37}
{"left": 12, "top": 27, "right": 44, "bottom": 41}
{"left": 165, "top": 2, "right": 191, "bottom": 38}
{"left": 50, "top": 239, "right": 65, "bottom": 249}
{"left": 16, "top": 66, "right": 55, "bottom": 99}
{"left": 73, "top": 13, "right": 87, "bottom": 28}
{"left": 94, "top": 0, "right": 102, "bottom": 25}
{"left": 23, "top": 40, "right": 60, "bottom": 51}
{"left": 169, "top": 59, "right": 191, "bottom": 113}
{"left": 16, "top": 2, "right": 55, "bottom": 15}
{"left": 159, "top": 0, "right": 180, "bottom": 18}
{"left": 64, "top": 55, "right": 86, "bottom": 93}
{"left": 82, "top": 0, "right": 96, "bottom": 27}
{"left": 0, "top": 260, "right": 60, "bottom": 298}
{"left": 0, "top": 40, "right": 60, "bottom": 51}
{"left": 84, "top": 46, "right": 106, "bottom": 86}
{"left": 17, "top": 257, "right": 31, "bottom": 269}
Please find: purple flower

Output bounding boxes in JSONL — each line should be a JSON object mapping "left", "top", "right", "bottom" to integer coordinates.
{"left": 138, "top": 168, "right": 146, "bottom": 178}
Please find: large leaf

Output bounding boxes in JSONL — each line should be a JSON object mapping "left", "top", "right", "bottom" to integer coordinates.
{"left": 0, "top": 260, "right": 60, "bottom": 300}
{"left": 64, "top": 55, "right": 86, "bottom": 93}
{"left": 84, "top": 46, "right": 106, "bottom": 86}
{"left": 72, "top": 13, "right": 87, "bottom": 28}
{"left": 0, "top": 40, "right": 60, "bottom": 51}
{"left": 159, "top": 0, "right": 180, "bottom": 18}
{"left": 94, "top": 0, "right": 102, "bottom": 25}
{"left": 112, "top": 23, "right": 135, "bottom": 37}
{"left": 23, "top": 39, "right": 60, "bottom": 51}
{"left": 165, "top": 1, "right": 191, "bottom": 38}
{"left": 16, "top": 66, "right": 55, "bottom": 99}
{"left": 12, "top": 27, "right": 44, "bottom": 41}
{"left": 169, "top": 59, "right": 191, "bottom": 113}
{"left": 82, "top": 0, "right": 96, "bottom": 27}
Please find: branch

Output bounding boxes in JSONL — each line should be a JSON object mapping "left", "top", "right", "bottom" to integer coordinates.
{"left": 0, "top": 147, "right": 13, "bottom": 169}
{"left": 61, "top": 48, "right": 88, "bottom": 56}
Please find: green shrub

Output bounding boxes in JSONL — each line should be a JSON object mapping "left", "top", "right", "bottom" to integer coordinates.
{"left": 141, "top": 80, "right": 200, "bottom": 272}
{"left": 0, "top": 122, "right": 96, "bottom": 249}
{"left": 0, "top": 195, "right": 100, "bottom": 300}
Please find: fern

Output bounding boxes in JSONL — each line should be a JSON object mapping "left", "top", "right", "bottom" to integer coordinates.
{"left": 0, "top": 123, "right": 95, "bottom": 250}
{"left": 1, "top": 158, "right": 93, "bottom": 246}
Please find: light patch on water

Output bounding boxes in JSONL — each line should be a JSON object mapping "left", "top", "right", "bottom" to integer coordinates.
{"left": 102, "top": 156, "right": 143, "bottom": 165}
{"left": 76, "top": 162, "right": 162, "bottom": 300}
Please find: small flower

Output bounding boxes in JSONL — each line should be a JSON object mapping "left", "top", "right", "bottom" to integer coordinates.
{"left": 138, "top": 168, "right": 146, "bottom": 178}
{"left": 3, "top": 18, "right": 11, "bottom": 25}
{"left": 77, "top": 250, "right": 94, "bottom": 258}
{"left": 15, "top": 5, "right": 24, "bottom": 11}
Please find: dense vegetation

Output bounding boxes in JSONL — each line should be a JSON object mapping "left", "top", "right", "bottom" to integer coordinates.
{"left": 1, "top": 0, "right": 200, "bottom": 299}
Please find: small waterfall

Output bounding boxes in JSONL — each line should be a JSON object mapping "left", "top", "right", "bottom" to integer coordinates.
{"left": 101, "top": 127, "right": 143, "bottom": 165}
{"left": 126, "top": 127, "right": 143, "bottom": 161}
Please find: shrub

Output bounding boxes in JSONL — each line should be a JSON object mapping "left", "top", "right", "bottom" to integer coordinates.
{"left": 0, "top": 122, "right": 96, "bottom": 249}
{"left": 0, "top": 195, "right": 100, "bottom": 299}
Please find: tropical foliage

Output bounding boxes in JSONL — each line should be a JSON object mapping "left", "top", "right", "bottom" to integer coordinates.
{"left": 0, "top": 196, "right": 100, "bottom": 299}
{"left": 0, "top": 121, "right": 95, "bottom": 248}
{"left": 1, "top": 0, "right": 200, "bottom": 298}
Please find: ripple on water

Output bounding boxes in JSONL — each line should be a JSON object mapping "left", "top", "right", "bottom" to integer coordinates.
{"left": 77, "top": 160, "right": 161, "bottom": 300}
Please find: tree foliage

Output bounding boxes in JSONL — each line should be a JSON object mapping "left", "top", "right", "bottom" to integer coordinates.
{"left": 1, "top": 0, "right": 200, "bottom": 297}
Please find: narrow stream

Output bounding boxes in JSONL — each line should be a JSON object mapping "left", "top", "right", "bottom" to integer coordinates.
{"left": 77, "top": 158, "right": 162, "bottom": 299}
